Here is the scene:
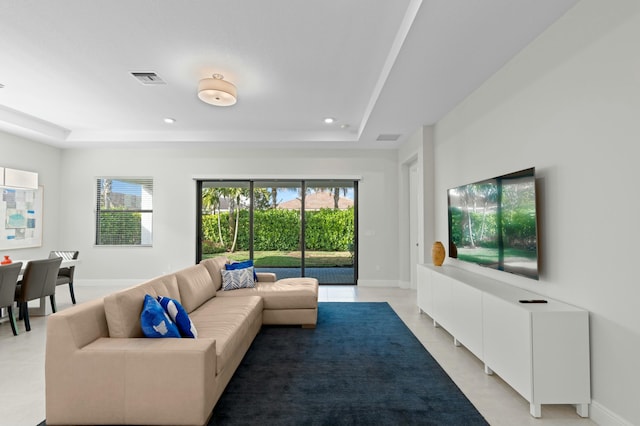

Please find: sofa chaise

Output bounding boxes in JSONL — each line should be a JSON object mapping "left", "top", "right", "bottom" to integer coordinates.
{"left": 45, "top": 257, "right": 318, "bottom": 425}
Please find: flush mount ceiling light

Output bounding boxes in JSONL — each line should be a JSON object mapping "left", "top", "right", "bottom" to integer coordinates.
{"left": 198, "top": 74, "right": 237, "bottom": 106}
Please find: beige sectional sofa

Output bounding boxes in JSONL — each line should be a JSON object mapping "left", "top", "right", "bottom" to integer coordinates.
{"left": 45, "top": 257, "right": 318, "bottom": 426}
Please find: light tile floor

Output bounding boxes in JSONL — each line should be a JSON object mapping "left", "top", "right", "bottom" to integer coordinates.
{"left": 0, "top": 285, "right": 596, "bottom": 426}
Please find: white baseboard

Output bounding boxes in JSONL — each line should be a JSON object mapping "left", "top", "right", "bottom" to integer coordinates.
{"left": 398, "top": 280, "right": 411, "bottom": 289}
{"left": 590, "top": 400, "right": 634, "bottom": 426}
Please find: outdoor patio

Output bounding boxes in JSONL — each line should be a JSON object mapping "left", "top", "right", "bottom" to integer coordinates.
{"left": 256, "top": 267, "right": 354, "bottom": 285}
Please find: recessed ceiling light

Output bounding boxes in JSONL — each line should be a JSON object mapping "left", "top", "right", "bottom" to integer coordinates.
{"left": 164, "top": 117, "right": 176, "bottom": 124}
{"left": 340, "top": 124, "right": 350, "bottom": 129}
{"left": 323, "top": 117, "right": 335, "bottom": 124}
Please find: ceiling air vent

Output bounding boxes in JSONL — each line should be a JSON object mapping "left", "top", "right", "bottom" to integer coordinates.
{"left": 376, "top": 134, "right": 402, "bottom": 142}
{"left": 130, "top": 72, "right": 166, "bottom": 85}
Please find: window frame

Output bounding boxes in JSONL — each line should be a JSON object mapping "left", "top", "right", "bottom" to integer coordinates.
{"left": 196, "top": 178, "right": 358, "bottom": 284}
{"left": 95, "top": 177, "right": 154, "bottom": 247}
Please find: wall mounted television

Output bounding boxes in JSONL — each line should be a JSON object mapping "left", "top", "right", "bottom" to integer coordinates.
{"left": 447, "top": 167, "right": 539, "bottom": 280}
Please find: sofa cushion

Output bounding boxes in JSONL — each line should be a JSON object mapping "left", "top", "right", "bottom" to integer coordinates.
{"left": 104, "top": 274, "right": 180, "bottom": 338}
{"left": 199, "top": 256, "right": 229, "bottom": 291}
{"left": 188, "top": 295, "right": 263, "bottom": 374}
{"left": 216, "top": 277, "right": 318, "bottom": 309}
{"left": 221, "top": 268, "right": 256, "bottom": 291}
{"left": 175, "top": 264, "right": 216, "bottom": 313}
{"left": 158, "top": 296, "right": 198, "bottom": 338}
{"left": 140, "top": 295, "right": 181, "bottom": 338}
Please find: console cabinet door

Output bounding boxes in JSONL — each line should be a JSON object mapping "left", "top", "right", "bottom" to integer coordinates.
{"left": 450, "top": 280, "right": 483, "bottom": 359}
{"left": 432, "top": 272, "right": 455, "bottom": 331}
{"left": 482, "top": 293, "right": 533, "bottom": 401}
{"left": 531, "top": 311, "right": 591, "bottom": 404}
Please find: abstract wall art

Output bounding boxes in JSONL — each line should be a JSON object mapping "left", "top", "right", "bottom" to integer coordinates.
{"left": 0, "top": 186, "right": 43, "bottom": 250}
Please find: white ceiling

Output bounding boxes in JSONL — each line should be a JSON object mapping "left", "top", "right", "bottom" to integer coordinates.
{"left": 0, "top": 0, "right": 579, "bottom": 150}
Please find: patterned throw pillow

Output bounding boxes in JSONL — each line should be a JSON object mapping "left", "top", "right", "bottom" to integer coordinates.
{"left": 157, "top": 296, "right": 198, "bottom": 338}
{"left": 221, "top": 267, "right": 256, "bottom": 291}
{"left": 140, "top": 294, "right": 181, "bottom": 338}
{"left": 225, "top": 259, "right": 258, "bottom": 281}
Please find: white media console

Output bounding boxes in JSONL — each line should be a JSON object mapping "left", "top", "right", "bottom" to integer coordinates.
{"left": 417, "top": 264, "right": 591, "bottom": 418}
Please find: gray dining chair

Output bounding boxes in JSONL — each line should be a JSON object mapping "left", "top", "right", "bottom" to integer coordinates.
{"left": 14, "top": 257, "right": 62, "bottom": 332}
{"left": 0, "top": 262, "right": 22, "bottom": 336}
{"left": 49, "top": 250, "right": 79, "bottom": 304}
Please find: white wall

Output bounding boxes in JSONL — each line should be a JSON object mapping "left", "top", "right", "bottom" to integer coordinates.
{"left": 0, "top": 132, "right": 62, "bottom": 259}
{"left": 397, "top": 126, "right": 435, "bottom": 289}
{"left": 430, "top": 0, "right": 640, "bottom": 424}
{"left": 56, "top": 147, "right": 400, "bottom": 286}
{"left": 397, "top": 128, "right": 422, "bottom": 288}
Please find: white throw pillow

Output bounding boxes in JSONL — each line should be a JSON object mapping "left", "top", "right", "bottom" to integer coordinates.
{"left": 221, "top": 267, "right": 256, "bottom": 291}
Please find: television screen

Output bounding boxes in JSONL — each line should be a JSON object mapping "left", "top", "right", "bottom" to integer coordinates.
{"left": 447, "top": 168, "right": 539, "bottom": 280}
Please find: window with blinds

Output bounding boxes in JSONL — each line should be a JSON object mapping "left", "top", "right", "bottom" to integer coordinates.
{"left": 96, "top": 177, "right": 153, "bottom": 246}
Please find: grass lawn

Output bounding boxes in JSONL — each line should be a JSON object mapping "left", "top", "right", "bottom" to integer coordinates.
{"left": 204, "top": 250, "right": 353, "bottom": 267}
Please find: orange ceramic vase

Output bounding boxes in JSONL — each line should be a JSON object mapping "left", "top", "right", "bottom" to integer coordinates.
{"left": 1, "top": 255, "right": 12, "bottom": 265}
{"left": 431, "top": 241, "right": 445, "bottom": 266}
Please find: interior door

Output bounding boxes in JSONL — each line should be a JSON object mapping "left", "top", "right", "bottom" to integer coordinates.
{"left": 409, "top": 163, "right": 419, "bottom": 288}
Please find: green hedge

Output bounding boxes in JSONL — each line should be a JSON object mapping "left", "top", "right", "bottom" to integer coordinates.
{"left": 304, "top": 208, "right": 354, "bottom": 251}
{"left": 253, "top": 209, "right": 301, "bottom": 251}
{"left": 202, "top": 208, "right": 354, "bottom": 254}
{"left": 97, "top": 212, "right": 142, "bottom": 245}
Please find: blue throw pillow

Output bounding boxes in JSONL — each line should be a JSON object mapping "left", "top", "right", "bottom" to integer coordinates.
{"left": 157, "top": 296, "right": 198, "bottom": 338}
{"left": 225, "top": 259, "right": 258, "bottom": 281}
{"left": 140, "top": 294, "right": 181, "bottom": 338}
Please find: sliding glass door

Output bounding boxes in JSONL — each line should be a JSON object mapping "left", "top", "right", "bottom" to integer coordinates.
{"left": 253, "top": 181, "right": 302, "bottom": 278}
{"left": 197, "top": 179, "right": 357, "bottom": 285}
{"left": 199, "top": 180, "right": 250, "bottom": 261}
{"left": 304, "top": 180, "right": 356, "bottom": 284}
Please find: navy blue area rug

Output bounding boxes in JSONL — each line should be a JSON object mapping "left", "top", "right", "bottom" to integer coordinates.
{"left": 209, "top": 302, "right": 488, "bottom": 425}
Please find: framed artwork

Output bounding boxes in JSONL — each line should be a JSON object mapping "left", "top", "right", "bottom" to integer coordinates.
{"left": 0, "top": 185, "right": 43, "bottom": 250}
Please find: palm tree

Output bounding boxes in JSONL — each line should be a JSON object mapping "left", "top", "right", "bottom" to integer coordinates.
{"left": 268, "top": 187, "right": 291, "bottom": 209}
{"left": 202, "top": 187, "right": 225, "bottom": 245}
{"left": 332, "top": 187, "right": 349, "bottom": 209}
{"left": 252, "top": 188, "right": 271, "bottom": 210}
{"left": 478, "top": 183, "right": 498, "bottom": 242}
{"left": 220, "top": 187, "right": 249, "bottom": 253}
{"left": 202, "top": 187, "right": 216, "bottom": 214}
